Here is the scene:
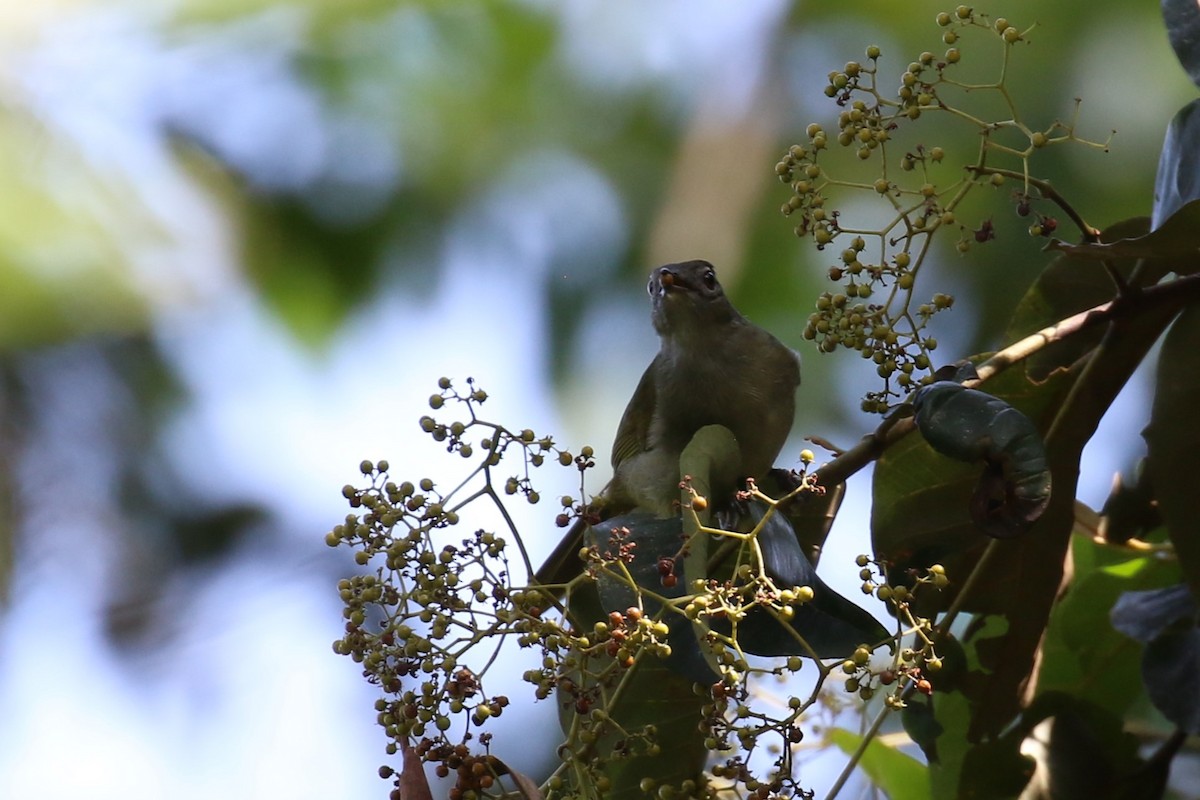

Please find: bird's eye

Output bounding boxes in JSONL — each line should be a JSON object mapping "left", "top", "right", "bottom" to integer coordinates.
{"left": 703, "top": 269, "right": 717, "bottom": 289}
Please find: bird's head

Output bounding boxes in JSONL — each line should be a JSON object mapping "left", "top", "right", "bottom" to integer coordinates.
{"left": 648, "top": 260, "right": 739, "bottom": 338}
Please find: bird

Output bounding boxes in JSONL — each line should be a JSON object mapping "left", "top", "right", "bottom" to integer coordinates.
{"left": 533, "top": 259, "right": 801, "bottom": 588}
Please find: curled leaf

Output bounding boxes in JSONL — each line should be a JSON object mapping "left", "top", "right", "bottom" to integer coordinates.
{"left": 912, "top": 382, "right": 1051, "bottom": 538}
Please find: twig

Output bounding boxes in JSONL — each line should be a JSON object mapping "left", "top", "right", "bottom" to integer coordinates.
{"left": 965, "top": 165, "right": 1100, "bottom": 242}
{"left": 813, "top": 271, "right": 1200, "bottom": 488}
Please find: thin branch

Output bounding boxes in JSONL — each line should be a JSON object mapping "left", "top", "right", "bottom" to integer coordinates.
{"left": 813, "top": 270, "right": 1200, "bottom": 490}
{"left": 965, "top": 165, "right": 1100, "bottom": 241}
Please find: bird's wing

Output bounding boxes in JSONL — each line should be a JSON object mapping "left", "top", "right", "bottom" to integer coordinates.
{"left": 610, "top": 356, "right": 659, "bottom": 468}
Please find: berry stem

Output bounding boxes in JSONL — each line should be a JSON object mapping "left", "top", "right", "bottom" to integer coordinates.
{"left": 966, "top": 165, "right": 1099, "bottom": 241}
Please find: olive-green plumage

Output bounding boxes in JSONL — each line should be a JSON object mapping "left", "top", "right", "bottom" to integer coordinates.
{"left": 535, "top": 260, "right": 801, "bottom": 586}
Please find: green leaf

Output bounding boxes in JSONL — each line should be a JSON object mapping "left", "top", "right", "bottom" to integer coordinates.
{"left": 1036, "top": 535, "right": 1181, "bottom": 720}
{"left": 1045, "top": 199, "right": 1200, "bottom": 264}
{"left": 1006, "top": 217, "right": 1157, "bottom": 380}
{"left": 827, "top": 727, "right": 929, "bottom": 800}
{"left": 1145, "top": 303, "right": 1200, "bottom": 599}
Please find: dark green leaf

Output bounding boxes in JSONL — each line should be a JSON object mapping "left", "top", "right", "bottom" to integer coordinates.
{"left": 912, "top": 382, "right": 1051, "bottom": 538}
{"left": 1006, "top": 217, "right": 1156, "bottom": 381}
{"left": 1145, "top": 303, "right": 1200, "bottom": 599}
{"left": 901, "top": 697, "right": 943, "bottom": 763}
{"left": 1037, "top": 535, "right": 1181, "bottom": 720}
{"left": 872, "top": 364, "right": 1073, "bottom": 618}
{"left": 1045, "top": 199, "right": 1200, "bottom": 263}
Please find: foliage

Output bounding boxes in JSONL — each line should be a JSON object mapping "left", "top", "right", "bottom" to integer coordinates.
{"left": 328, "top": 5, "right": 1200, "bottom": 800}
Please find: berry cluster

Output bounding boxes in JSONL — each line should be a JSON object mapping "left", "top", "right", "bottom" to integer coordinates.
{"left": 328, "top": 382, "right": 964, "bottom": 798}
{"left": 842, "top": 556, "right": 951, "bottom": 707}
{"left": 780, "top": 8, "right": 1110, "bottom": 412}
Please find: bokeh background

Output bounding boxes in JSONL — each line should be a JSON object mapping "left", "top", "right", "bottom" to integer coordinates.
{"left": 0, "top": 1, "right": 1193, "bottom": 797}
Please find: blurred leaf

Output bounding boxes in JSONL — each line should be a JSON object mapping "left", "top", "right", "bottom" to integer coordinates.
{"left": 1145, "top": 303, "right": 1200, "bottom": 599}
{"left": 1153, "top": 100, "right": 1200, "bottom": 229}
{"left": 0, "top": 114, "right": 155, "bottom": 349}
{"left": 1099, "top": 459, "right": 1162, "bottom": 544}
{"left": 1111, "top": 584, "right": 1196, "bottom": 643}
{"left": 1015, "top": 694, "right": 1141, "bottom": 800}
{"left": 828, "top": 728, "right": 928, "bottom": 800}
{"left": 927, "top": 688, "right": 972, "bottom": 798}
{"left": 238, "top": 195, "right": 388, "bottom": 346}
{"left": 957, "top": 730, "right": 1036, "bottom": 800}
{"left": 1163, "top": 0, "right": 1200, "bottom": 88}
{"left": 1046, "top": 199, "right": 1200, "bottom": 262}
